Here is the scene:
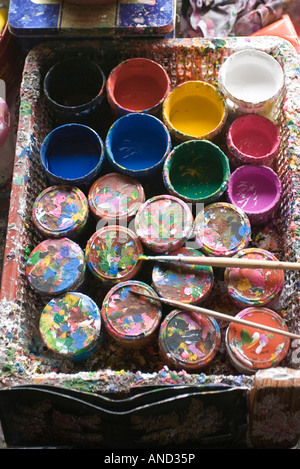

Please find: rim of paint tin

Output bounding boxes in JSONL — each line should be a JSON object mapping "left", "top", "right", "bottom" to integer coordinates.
{"left": 105, "top": 113, "right": 172, "bottom": 176}
{"left": 32, "top": 185, "right": 89, "bottom": 238}
{"left": 226, "top": 114, "right": 281, "bottom": 165}
{"left": 43, "top": 57, "right": 106, "bottom": 114}
{"left": 158, "top": 309, "right": 221, "bottom": 370}
{"left": 85, "top": 225, "right": 144, "bottom": 283}
{"left": 39, "top": 292, "right": 102, "bottom": 359}
{"left": 163, "top": 139, "right": 230, "bottom": 204}
{"left": 227, "top": 164, "right": 282, "bottom": 217}
{"left": 225, "top": 306, "right": 290, "bottom": 373}
{"left": 101, "top": 281, "right": 162, "bottom": 344}
{"left": 106, "top": 57, "right": 171, "bottom": 115}
{"left": 40, "top": 124, "right": 104, "bottom": 184}
{"left": 224, "top": 248, "right": 285, "bottom": 307}
{"left": 218, "top": 49, "right": 284, "bottom": 107}
{"left": 162, "top": 80, "right": 228, "bottom": 142}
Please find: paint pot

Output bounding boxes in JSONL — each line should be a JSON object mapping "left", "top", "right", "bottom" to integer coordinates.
{"left": 39, "top": 292, "right": 102, "bottom": 361}
{"left": 194, "top": 202, "right": 251, "bottom": 257}
{"left": 135, "top": 194, "right": 194, "bottom": 253}
{"left": 106, "top": 57, "right": 171, "bottom": 117}
{"left": 225, "top": 306, "right": 290, "bottom": 374}
{"left": 218, "top": 49, "right": 285, "bottom": 118}
{"left": 88, "top": 172, "right": 145, "bottom": 223}
{"left": 152, "top": 246, "right": 214, "bottom": 305}
{"left": 43, "top": 57, "right": 106, "bottom": 125}
{"left": 101, "top": 281, "right": 162, "bottom": 347}
{"left": 32, "top": 185, "right": 89, "bottom": 239}
{"left": 162, "top": 80, "right": 227, "bottom": 143}
{"left": 227, "top": 114, "right": 281, "bottom": 167}
{"left": 163, "top": 139, "right": 230, "bottom": 204}
{"left": 158, "top": 309, "right": 221, "bottom": 371}
{"left": 227, "top": 165, "right": 282, "bottom": 225}
{"left": 85, "top": 225, "right": 143, "bottom": 284}
{"left": 224, "top": 248, "right": 285, "bottom": 309}
{"left": 105, "top": 113, "right": 171, "bottom": 178}
{"left": 40, "top": 124, "right": 104, "bottom": 187}
{"left": 26, "top": 238, "right": 86, "bottom": 296}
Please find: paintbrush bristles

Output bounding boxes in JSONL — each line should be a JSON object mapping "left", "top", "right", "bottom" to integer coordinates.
{"left": 138, "top": 254, "right": 300, "bottom": 271}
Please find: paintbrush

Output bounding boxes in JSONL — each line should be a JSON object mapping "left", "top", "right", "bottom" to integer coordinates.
{"left": 138, "top": 254, "right": 300, "bottom": 271}
{"left": 129, "top": 289, "right": 300, "bottom": 340}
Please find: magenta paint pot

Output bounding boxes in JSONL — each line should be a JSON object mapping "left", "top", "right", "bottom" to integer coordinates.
{"left": 226, "top": 114, "right": 281, "bottom": 167}
{"left": 40, "top": 124, "right": 104, "bottom": 187}
{"left": 106, "top": 57, "right": 171, "bottom": 118}
{"left": 135, "top": 194, "right": 194, "bottom": 253}
{"left": 227, "top": 165, "right": 282, "bottom": 225}
{"left": 43, "top": 57, "right": 106, "bottom": 125}
{"left": 105, "top": 113, "right": 172, "bottom": 178}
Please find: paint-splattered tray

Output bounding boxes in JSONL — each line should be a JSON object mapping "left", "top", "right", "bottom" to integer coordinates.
{"left": 0, "top": 37, "right": 300, "bottom": 449}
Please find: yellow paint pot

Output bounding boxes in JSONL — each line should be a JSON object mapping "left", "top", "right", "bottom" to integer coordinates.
{"left": 162, "top": 80, "right": 227, "bottom": 143}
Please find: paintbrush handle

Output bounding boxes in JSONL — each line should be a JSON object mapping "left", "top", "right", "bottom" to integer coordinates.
{"left": 130, "top": 290, "right": 300, "bottom": 340}
{"left": 141, "top": 255, "right": 300, "bottom": 271}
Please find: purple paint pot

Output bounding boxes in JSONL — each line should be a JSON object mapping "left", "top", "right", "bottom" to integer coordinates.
{"left": 88, "top": 172, "right": 145, "bottom": 222}
{"left": 106, "top": 57, "right": 171, "bottom": 118}
{"left": 158, "top": 309, "right": 221, "bottom": 372}
{"left": 40, "top": 124, "right": 104, "bottom": 187}
{"left": 32, "top": 185, "right": 89, "bottom": 239}
{"left": 227, "top": 114, "right": 281, "bottom": 167}
{"left": 43, "top": 57, "right": 106, "bottom": 125}
{"left": 105, "top": 113, "right": 172, "bottom": 178}
{"left": 134, "top": 194, "right": 194, "bottom": 253}
{"left": 163, "top": 139, "right": 230, "bottom": 204}
{"left": 101, "top": 281, "right": 162, "bottom": 348}
{"left": 227, "top": 165, "right": 282, "bottom": 225}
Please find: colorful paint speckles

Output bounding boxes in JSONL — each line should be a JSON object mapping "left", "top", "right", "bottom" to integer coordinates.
{"left": 135, "top": 195, "right": 194, "bottom": 253}
{"left": 101, "top": 281, "right": 162, "bottom": 347}
{"left": 194, "top": 202, "right": 251, "bottom": 257}
{"left": 224, "top": 248, "right": 285, "bottom": 308}
{"left": 225, "top": 306, "right": 290, "bottom": 374}
{"left": 40, "top": 292, "right": 102, "bottom": 360}
{"left": 152, "top": 247, "right": 213, "bottom": 305}
{"left": 88, "top": 172, "right": 145, "bottom": 222}
{"left": 26, "top": 237, "right": 86, "bottom": 296}
{"left": 32, "top": 185, "right": 89, "bottom": 238}
{"left": 85, "top": 225, "right": 143, "bottom": 284}
{"left": 158, "top": 309, "right": 221, "bottom": 371}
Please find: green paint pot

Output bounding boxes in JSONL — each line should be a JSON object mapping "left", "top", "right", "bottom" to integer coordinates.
{"left": 163, "top": 139, "right": 230, "bottom": 204}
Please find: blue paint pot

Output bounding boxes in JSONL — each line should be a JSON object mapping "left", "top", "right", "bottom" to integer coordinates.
{"left": 43, "top": 57, "right": 106, "bottom": 125}
{"left": 105, "top": 113, "right": 172, "bottom": 178}
{"left": 40, "top": 124, "right": 104, "bottom": 186}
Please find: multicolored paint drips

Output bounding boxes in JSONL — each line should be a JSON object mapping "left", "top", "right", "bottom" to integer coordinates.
{"left": 152, "top": 246, "right": 213, "bottom": 304}
{"left": 26, "top": 237, "right": 86, "bottom": 295}
{"left": 158, "top": 309, "right": 221, "bottom": 371}
{"left": 85, "top": 226, "right": 143, "bottom": 284}
{"left": 39, "top": 292, "right": 102, "bottom": 360}
{"left": 32, "top": 185, "right": 89, "bottom": 238}
{"left": 101, "top": 281, "right": 162, "bottom": 346}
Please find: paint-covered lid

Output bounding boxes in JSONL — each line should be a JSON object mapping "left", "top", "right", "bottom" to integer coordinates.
{"left": 85, "top": 225, "right": 143, "bottom": 284}
{"left": 152, "top": 246, "right": 214, "bottom": 305}
{"left": 135, "top": 194, "right": 194, "bottom": 253}
{"left": 101, "top": 281, "right": 162, "bottom": 347}
{"left": 194, "top": 202, "right": 251, "bottom": 257}
{"left": 26, "top": 237, "right": 86, "bottom": 296}
{"left": 158, "top": 309, "right": 221, "bottom": 371}
{"left": 39, "top": 292, "right": 102, "bottom": 361}
{"left": 225, "top": 307, "right": 290, "bottom": 374}
{"left": 88, "top": 172, "right": 145, "bottom": 222}
{"left": 32, "top": 185, "right": 89, "bottom": 238}
{"left": 224, "top": 248, "right": 285, "bottom": 308}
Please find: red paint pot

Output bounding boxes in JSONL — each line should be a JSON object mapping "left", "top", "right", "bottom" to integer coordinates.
{"left": 227, "top": 114, "right": 281, "bottom": 167}
{"left": 106, "top": 58, "right": 171, "bottom": 117}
